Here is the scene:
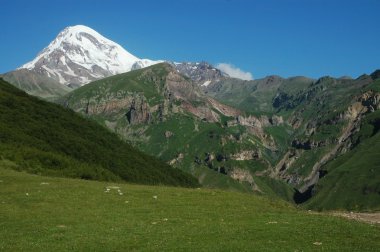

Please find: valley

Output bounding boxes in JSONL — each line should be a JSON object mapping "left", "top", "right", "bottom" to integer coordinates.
{"left": 58, "top": 62, "right": 380, "bottom": 211}
{"left": 2, "top": 23, "right": 379, "bottom": 210}
{"left": 1, "top": 17, "right": 379, "bottom": 251}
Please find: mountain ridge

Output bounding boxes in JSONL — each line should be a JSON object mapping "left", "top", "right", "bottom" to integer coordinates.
{"left": 62, "top": 63, "right": 380, "bottom": 210}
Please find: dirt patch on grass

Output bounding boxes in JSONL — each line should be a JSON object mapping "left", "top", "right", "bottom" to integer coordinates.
{"left": 331, "top": 212, "right": 380, "bottom": 225}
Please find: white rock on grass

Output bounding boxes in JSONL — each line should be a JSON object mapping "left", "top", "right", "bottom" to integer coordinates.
{"left": 107, "top": 186, "right": 120, "bottom": 189}
{"left": 266, "top": 221, "right": 278, "bottom": 224}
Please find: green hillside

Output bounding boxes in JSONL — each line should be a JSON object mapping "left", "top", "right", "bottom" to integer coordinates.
{"left": 63, "top": 63, "right": 294, "bottom": 197}
{"left": 305, "top": 110, "right": 380, "bottom": 211}
{"left": 1, "top": 69, "right": 72, "bottom": 100}
{"left": 207, "top": 73, "right": 380, "bottom": 210}
{"left": 62, "top": 64, "right": 380, "bottom": 210}
{"left": 205, "top": 76, "right": 314, "bottom": 115}
{"left": 1, "top": 167, "right": 379, "bottom": 251}
{"left": 0, "top": 78, "right": 198, "bottom": 187}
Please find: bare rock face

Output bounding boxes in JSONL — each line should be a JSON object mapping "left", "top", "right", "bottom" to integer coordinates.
{"left": 166, "top": 71, "right": 199, "bottom": 101}
{"left": 231, "top": 150, "right": 261, "bottom": 161}
{"left": 168, "top": 153, "right": 184, "bottom": 166}
{"left": 207, "top": 98, "right": 241, "bottom": 117}
{"left": 171, "top": 62, "right": 228, "bottom": 87}
{"left": 236, "top": 115, "right": 271, "bottom": 128}
{"left": 294, "top": 91, "right": 380, "bottom": 192}
{"left": 181, "top": 102, "right": 220, "bottom": 122}
{"left": 229, "top": 168, "right": 254, "bottom": 184}
{"left": 344, "top": 91, "right": 380, "bottom": 119}
{"left": 227, "top": 115, "right": 276, "bottom": 149}
{"left": 66, "top": 64, "right": 241, "bottom": 128}
{"left": 271, "top": 115, "right": 284, "bottom": 126}
{"left": 164, "top": 131, "right": 174, "bottom": 138}
{"left": 126, "top": 97, "right": 152, "bottom": 125}
{"left": 229, "top": 168, "right": 262, "bottom": 192}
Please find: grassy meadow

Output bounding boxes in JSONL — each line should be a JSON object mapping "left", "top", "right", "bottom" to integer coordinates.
{"left": 1, "top": 165, "right": 379, "bottom": 251}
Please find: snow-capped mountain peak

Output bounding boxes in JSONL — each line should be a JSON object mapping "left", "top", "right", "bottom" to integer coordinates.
{"left": 20, "top": 25, "right": 161, "bottom": 86}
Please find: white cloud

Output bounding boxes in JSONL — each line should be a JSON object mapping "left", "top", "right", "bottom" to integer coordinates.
{"left": 216, "top": 63, "right": 253, "bottom": 80}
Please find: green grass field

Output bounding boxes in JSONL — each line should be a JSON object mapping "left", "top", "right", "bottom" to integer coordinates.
{"left": 1, "top": 166, "right": 379, "bottom": 251}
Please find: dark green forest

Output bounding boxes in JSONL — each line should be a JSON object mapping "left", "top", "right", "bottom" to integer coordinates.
{"left": 0, "top": 78, "right": 198, "bottom": 187}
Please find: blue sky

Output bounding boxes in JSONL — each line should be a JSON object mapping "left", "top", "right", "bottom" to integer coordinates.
{"left": 1, "top": 0, "right": 379, "bottom": 79}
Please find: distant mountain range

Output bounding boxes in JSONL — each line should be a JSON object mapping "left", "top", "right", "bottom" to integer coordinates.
{"left": 1, "top": 25, "right": 379, "bottom": 211}
{"left": 0, "top": 25, "right": 229, "bottom": 99}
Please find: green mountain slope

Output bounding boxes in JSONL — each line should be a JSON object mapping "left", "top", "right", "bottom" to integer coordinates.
{"left": 208, "top": 73, "right": 380, "bottom": 210}
{"left": 205, "top": 76, "right": 313, "bottom": 115}
{"left": 63, "top": 63, "right": 291, "bottom": 196}
{"left": 305, "top": 110, "right": 380, "bottom": 210}
{"left": 62, "top": 63, "right": 380, "bottom": 210}
{"left": 1, "top": 69, "right": 72, "bottom": 100}
{"left": 0, "top": 78, "right": 198, "bottom": 187}
{"left": 1, "top": 167, "right": 379, "bottom": 251}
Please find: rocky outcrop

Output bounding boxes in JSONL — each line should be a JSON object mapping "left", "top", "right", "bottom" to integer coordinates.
{"left": 207, "top": 98, "right": 241, "bottom": 117}
{"left": 289, "top": 116, "right": 303, "bottom": 129}
{"left": 181, "top": 101, "right": 220, "bottom": 122}
{"left": 168, "top": 153, "right": 184, "bottom": 166}
{"left": 231, "top": 115, "right": 271, "bottom": 128}
{"left": 227, "top": 115, "right": 276, "bottom": 149}
{"left": 164, "top": 131, "right": 174, "bottom": 138}
{"left": 166, "top": 71, "right": 199, "bottom": 101}
{"left": 164, "top": 69, "right": 234, "bottom": 123}
{"left": 229, "top": 168, "right": 262, "bottom": 192}
{"left": 229, "top": 168, "right": 254, "bottom": 184}
{"left": 126, "top": 97, "right": 152, "bottom": 124}
{"left": 298, "top": 91, "right": 380, "bottom": 192}
{"left": 273, "top": 91, "right": 380, "bottom": 191}
{"left": 272, "top": 150, "right": 303, "bottom": 185}
{"left": 231, "top": 150, "right": 261, "bottom": 160}
{"left": 270, "top": 115, "right": 284, "bottom": 126}
{"left": 171, "top": 61, "right": 227, "bottom": 87}
{"left": 227, "top": 115, "right": 270, "bottom": 133}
